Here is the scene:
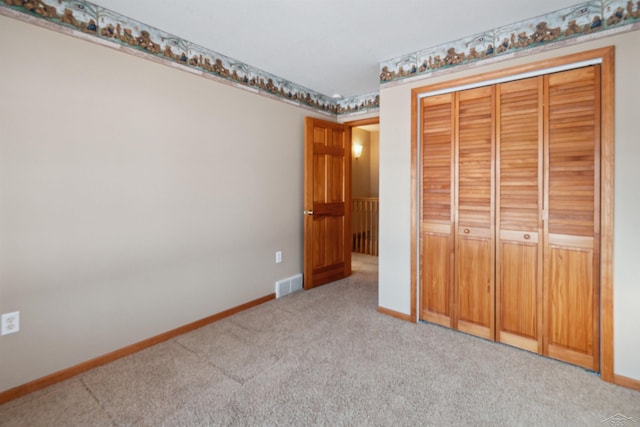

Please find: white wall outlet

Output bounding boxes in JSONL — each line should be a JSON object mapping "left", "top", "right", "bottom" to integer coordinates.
{"left": 1, "top": 311, "right": 20, "bottom": 336}
{"left": 275, "top": 250, "right": 282, "bottom": 264}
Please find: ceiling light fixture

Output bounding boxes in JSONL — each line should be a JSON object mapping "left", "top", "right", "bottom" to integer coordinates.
{"left": 331, "top": 93, "right": 343, "bottom": 100}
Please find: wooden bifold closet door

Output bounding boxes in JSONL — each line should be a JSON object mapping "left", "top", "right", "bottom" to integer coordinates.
{"left": 420, "top": 93, "right": 455, "bottom": 328}
{"left": 419, "top": 65, "right": 601, "bottom": 371}
{"left": 455, "top": 87, "right": 495, "bottom": 340}
{"left": 543, "top": 66, "right": 600, "bottom": 370}
{"left": 495, "top": 77, "right": 544, "bottom": 354}
{"left": 420, "top": 86, "right": 496, "bottom": 338}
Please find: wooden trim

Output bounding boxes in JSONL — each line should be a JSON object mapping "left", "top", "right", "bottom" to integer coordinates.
{"left": 345, "top": 117, "right": 379, "bottom": 127}
{"left": 613, "top": 374, "right": 640, "bottom": 392}
{"left": 535, "top": 76, "right": 545, "bottom": 356}
{"left": 345, "top": 124, "right": 353, "bottom": 277}
{"left": 593, "top": 64, "right": 603, "bottom": 373}
{"left": 410, "top": 93, "right": 418, "bottom": 323}
{"left": 378, "top": 306, "right": 413, "bottom": 322}
{"left": 451, "top": 93, "right": 459, "bottom": 331}
{"left": 495, "top": 83, "right": 503, "bottom": 343}
{"left": 411, "top": 46, "right": 615, "bottom": 382}
{"left": 599, "top": 47, "right": 615, "bottom": 383}
{"left": 489, "top": 86, "right": 497, "bottom": 341}
{"left": 303, "top": 117, "right": 314, "bottom": 289}
{"left": 542, "top": 72, "right": 552, "bottom": 359}
{"left": 411, "top": 47, "right": 614, "bottom": 97}
{"left": 0, "top": 293, "right": 275, "bottom": 405}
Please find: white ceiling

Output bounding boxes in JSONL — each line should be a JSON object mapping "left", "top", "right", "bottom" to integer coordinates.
{"left": 92, "top": 0, "right": 583, "bottom": 98}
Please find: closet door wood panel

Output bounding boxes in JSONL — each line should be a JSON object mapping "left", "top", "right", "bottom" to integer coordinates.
{"left": 544, "top": 66, "right": 601, "bottom": 371}
{"left": 420, "top": 94, "right": 455, "bottom": 328}
{"left": 496, "top": 77, "right": 543, "bottom": 353}
{"left": 455, "top": 86, "right": 495, "bottom": 339}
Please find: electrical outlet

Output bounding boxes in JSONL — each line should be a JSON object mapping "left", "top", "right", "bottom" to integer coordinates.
{"left": 275, "top": 251, "right": 282, "bottom": 264}
{"left": 1, "top": 311, "right": 20, "bottom": 336}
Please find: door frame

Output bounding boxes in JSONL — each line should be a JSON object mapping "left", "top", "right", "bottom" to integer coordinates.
{"left": 410, "top": 47, "right": 615, "bottom": 382}
{"left": 345, "top": 116, "right": 380, "bottom": 254}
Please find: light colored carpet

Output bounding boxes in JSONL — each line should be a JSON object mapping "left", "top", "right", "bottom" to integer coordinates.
{"left": 1, "top": 254, "right": 638, "bottom": 426}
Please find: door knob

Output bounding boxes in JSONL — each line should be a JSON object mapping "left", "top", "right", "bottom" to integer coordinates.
{"left": 304, "top": 210, "right": 314, "bottom": 215}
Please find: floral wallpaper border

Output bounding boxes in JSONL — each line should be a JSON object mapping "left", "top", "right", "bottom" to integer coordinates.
{"left": 3, "top": 1, "right": 638, "bottom": 116}
{"left": 381, "top": 0, "right": 640, "bottom": 84}
{"left": 0, "top": 0, "right": 380, "bottom": 117}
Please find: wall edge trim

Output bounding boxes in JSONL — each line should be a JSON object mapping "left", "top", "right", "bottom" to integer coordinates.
{"left": 377, "top": 306, "right": 414, "bottom": 322}
{"left": 613, "top": 374, "right": 640, "bottom": 392}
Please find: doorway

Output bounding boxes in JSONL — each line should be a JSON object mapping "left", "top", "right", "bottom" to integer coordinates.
{"left": 351, "top": 123, "right": 380, "bottom": 256}
{"left": 347, "top": 118, "right": 379, "bottom": 259}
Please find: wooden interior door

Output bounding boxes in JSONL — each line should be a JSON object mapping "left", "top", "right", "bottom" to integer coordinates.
{"left": 303, "top": 117, "right": 351, "bottom": 289}
{"left": 454, "top": 86, "right": 496, "bottom": 339}
{"left": 543, "top": 66, "right": 601, "bottom": 370}
{"left": 495, "top": 77, "right": 544, "bottom": 353}
{"left": 419, "top": 93, "right": 455, "bottom": 328}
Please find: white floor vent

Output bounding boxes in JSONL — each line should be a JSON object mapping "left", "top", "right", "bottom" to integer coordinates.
{"left": 275, "top": 273, "right": 303, "bottom": 298}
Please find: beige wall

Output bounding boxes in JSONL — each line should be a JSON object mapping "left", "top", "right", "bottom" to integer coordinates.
{"left": 379, "top": 31, "right": 640, "bottom": 380}
{"left": 351, "top": 128, "right": 380, "bottom": 198}
{"left": 0, "top": 15, "right": 327, "bottom": 392}
{"left": 369, "top": 131, "right": 380, "bottom": 197}
{"left": 351, "top": 128, "right": 371, "bottom": 198}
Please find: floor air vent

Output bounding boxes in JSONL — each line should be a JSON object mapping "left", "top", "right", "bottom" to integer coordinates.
{"left": 275, "top": 274, "right": 303, "bottom": 298}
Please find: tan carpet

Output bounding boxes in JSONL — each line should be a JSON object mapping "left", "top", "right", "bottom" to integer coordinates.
{"left": 1, "top": 254, "right": 638, "bottom": 426}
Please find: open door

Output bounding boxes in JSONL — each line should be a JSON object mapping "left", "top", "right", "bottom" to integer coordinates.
{"left": 303, "top": 117, "right": 352, "bottom": 289}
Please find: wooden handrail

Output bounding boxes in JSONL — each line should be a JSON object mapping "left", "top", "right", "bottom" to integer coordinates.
{"left": 352, "top": 197, "right": 379, "bottom": 256}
